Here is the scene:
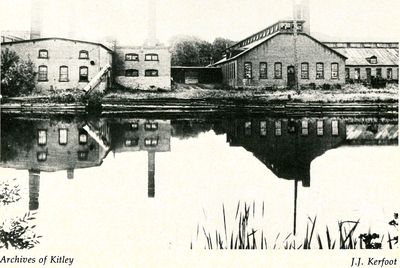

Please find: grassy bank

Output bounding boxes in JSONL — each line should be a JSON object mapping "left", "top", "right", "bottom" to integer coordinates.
{"left": 104, "top": 83, "right": 399, "bottom": 103}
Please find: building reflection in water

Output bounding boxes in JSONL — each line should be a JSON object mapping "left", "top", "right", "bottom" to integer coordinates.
{"left": 0, "top": 114, "right": 397, "bottom": 229}
{"left": 0, "top": 116, "right": 111, "bottom": 210}
{"left": 108, "top": 119, "right": 172, "bottom": 198}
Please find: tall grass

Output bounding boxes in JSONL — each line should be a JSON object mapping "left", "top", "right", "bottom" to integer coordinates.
{"left": 191, "top": 202, "right": 398, "bottom": 250}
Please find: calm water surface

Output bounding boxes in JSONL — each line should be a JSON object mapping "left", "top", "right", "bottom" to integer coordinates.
{"left": 0, "top": 113, "right": 398, "bottom": 252}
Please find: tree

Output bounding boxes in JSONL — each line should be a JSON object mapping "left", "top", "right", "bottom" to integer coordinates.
{"left": 169, "top": 35, "right": 235, "bottom": 66}
{"left": 211, "top": 38, "right": 236, "bottom": 63}
{"left": 1, "top": 48, "right": 36, "bottom": 97}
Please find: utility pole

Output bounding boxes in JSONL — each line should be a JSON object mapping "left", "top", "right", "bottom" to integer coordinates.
{"left": 293, "top": 0, "right": 299, "bottom": 93}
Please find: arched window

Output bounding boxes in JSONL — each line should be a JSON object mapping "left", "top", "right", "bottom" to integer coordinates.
{"left": 59, "top": 66, "right": 69, "bottom": 82}
{"left": 145, "top": 53, "right": 159, "bottom": 61}
{"left": 79, "top": 66, "right": 89, "bottom": 82}
{"left": 38, "top": 65, "right": 48, "bottom": 81}
{"left": 331, "top": 63, "right": 339, "bottom": 79}
{"left": 38, "top": 49, "right": 48, "bottom": 59}
{"left": 301, "top": 62, "right": 309, "bottom": 79}
{"left": 316, "top": 63, "right": 324, "bottom": 79}
{"left": 79, "top": 50, "right": 89, "bottom": 59}
{"left": 145, "top": 69, "right": 158, "bottom": 77}
{"left": 274, "top": 62, "right": 282, "bottom": 79}
{"left": 125, "top": 53, "right": 139, "bottom": 61}
{"left": 125, "top": 69, "right": 139, "bottom": 77}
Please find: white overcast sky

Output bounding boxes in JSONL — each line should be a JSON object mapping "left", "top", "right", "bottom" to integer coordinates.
{"left": 1, "top": 0, "right": 400, "bottom": 45}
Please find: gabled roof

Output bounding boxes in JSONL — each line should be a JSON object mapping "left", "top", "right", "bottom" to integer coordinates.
{"left": 329, "top": 47, "right": 399, "bottom": 66}
{"left": 214, "top": 32, "right": 347, "bottom": 66}
{"left": 1, "top": 37, "right": 113, "bottom": 52}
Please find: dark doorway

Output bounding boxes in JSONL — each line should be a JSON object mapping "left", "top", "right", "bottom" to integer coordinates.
{"left": 287, "top": 66, "right": 295, "bottom": 88}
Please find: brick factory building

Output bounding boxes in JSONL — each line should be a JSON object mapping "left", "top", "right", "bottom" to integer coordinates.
{"left": 1, "top": 38, "right": 113, "bottom": 93}
{"left": 323, "top": 42, "right": 399, "bottom": 82}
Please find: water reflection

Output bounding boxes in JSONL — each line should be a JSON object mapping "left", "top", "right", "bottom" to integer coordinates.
{"left": 0, "top": 114, "right": 398, "bottom": 241}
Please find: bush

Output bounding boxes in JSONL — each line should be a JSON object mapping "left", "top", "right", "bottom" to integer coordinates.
{"left": 1, "top": 48, "right": 36, "bottom": 97}
{"left": 309, "top": 83, "right": 316, "bottom": 90}
{"left": 371, "top": 77, "right": 387, "bottom": 89}
{"left": 322, "top": 83, "right": 331, "bottom": 90}
{"left": 334, "top": 83, "right": 342, "bottom": 89}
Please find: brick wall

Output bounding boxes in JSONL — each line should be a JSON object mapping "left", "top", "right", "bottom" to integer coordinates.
{"left": 1, "top": 39, "right": 112, "bottom": 93}
{"left": 221, "top": 33, "right": 346, "bottom": 88}
{"left": 114, "top": 46, "right": 171, "bottom": 90}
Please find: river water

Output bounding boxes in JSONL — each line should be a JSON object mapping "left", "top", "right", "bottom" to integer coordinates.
{"left": 0, "top": 113, "right": 398, "bottom": 252}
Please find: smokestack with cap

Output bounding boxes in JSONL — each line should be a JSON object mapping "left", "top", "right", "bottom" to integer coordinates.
{"left": 30, "top": 0, "right": 42, "bottom": 39}
{"left": 294, "top": 0, "right": 310, "bottom": 35}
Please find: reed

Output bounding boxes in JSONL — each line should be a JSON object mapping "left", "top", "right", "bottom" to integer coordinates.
{"left": 192, "top": 202, "right": 398, "bottom": 250}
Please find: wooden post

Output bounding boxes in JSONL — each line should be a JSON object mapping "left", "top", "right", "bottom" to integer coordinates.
{"left": 148, "top": 151, "right": 155, "bottom": 198}
{"left": 29, "top": 170, "right": 40, "bottom": 211}
{"left": 293, "top": 0, "right": 299, "bottom": 93}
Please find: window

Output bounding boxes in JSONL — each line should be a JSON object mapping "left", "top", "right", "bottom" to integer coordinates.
{"left": 37, "top": 152, "right": 47, "bottom": 162}
{"left": 145, "top": 53, "right": 159, "bottom": 61}
{"left": 130, "top": 122, "right": 139, "bottom": 130}
{"left": 355, "top": 68, "right": 361, "bottom": 80}
{"left": 244, "top": 62, "right": 252, "bottom": 79}
{"left": 345, "top": 68, "right": 350, "bottom": 79}
{"left": 332, "top": 120, "right": 339, "bottom": 136}
{"left": 275, "top": 121, "right": 282, "bottom": 136}
{"left": 366, "top": 68, "right": 371, "bottom": 80}
{"left": 125, "top": 53, "right": 139, "bottom": 61}
{"left": 316, "top": 63, "right": 324, "bottom": 79}
{"left": 376, "top": 68, "right": 382, "bottom": 78}
{"left": 59, "top": 66, "right": 69, "bottom": 82}
{"left": 145, "top": 122, "right": 158, "bottom": 131}
{"left": 274, "top": 63, "right": 282, "bottom": 79}
{"left": 38, "top": 130, "right": 47, "bottom": 145}
{"left": 125, "top": 69, "right": 139, "bottom": 77}
{"left": 144, "top": 138, "right": 159, "bottom": 147}
{"left": 259, "top": 62, "right": 267, "bottom": 79}
{"left": 125, "top": 139, "right": 139, "bottom": 147}
{"left": 301, "top": 120, "right": 308, "bottom": 135}
{"left": 301, "top": 63, "right": 309, "bottom": 79}
{"left": 317, "top": 120, "right": 324, "bottom": 136}
{"left": 78, "top": 151, "right": 88, "bottom": 161}
{"left": 79, "top": 50, "right": 89, "bottom": 59}
{"left": 59, "top": 129, "right": 68, "bottom": 145}
{"left": 145, "top": 69, "right": 158, "bottom": 77}
{"left": 244, "top": 121, "right": 251, "bottom": 136}
{"left": 38, "top": 49, "right": 48, "bottom": 59}
{"left": 38, "top": 65, "right": 48, "bottom": 81}
{"left": 331, "top": 63, "right": 338, "bottom": 79}
{"left": 387, "top": 68, "right": 393, "bottom": 79}
{"left": 79, "top": 132, "right": 88, "bottom": 144}
{"left": 260, "top": 121, "right": 267, "bottom": 136}
{"left": 79, "top": 66, "right": 89, "bottom": 82}
{"left": 369, "top": 56, "right": 377, "bottom": 64}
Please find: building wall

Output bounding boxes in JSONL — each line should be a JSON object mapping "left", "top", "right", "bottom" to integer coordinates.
{"left": 1, "top": 39, "right": 112, "bottom": 92}
{"left": 346, "top": 66, "right": 399, "bottom": 81}
{"left": 114, "top": 46, "right": 171, "bottom": 90}
{"left": 221, "top": 33, "right": 346, "bottom": 89}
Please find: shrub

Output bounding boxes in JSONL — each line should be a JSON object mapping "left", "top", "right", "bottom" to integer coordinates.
{"left": 371, "top": 77, "right": 387, "bottom": 89}
{"left": 322, "top": 83, "right": 331, "bottom": 90}
{"left": 334, "top": 83, "right": 342, "bottom": 89}
{"left": 1, "top": 48, "right": 36, "bottom": 97}
{"left": 309, "top": 83, "right": 316, "bottom": 90}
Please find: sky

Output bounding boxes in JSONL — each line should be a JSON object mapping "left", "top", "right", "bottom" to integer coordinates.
{"left": 1, "top": 0, "right": 400, "bottom": 45}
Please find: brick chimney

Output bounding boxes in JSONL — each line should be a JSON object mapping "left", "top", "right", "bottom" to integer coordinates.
{"left": 294, "top": 0, "right": 310, "bottom": 35}
{"left": 144, "top": 0, "right": 159, "bottom": 47}
{"left": 29, "top": 169, "right": 40, "bottom": 210}
{"left": 30, "top": 0, "right": 42, "bottom": 39}
{"left": 148, "top": 151, "right": 155, "bottom": 198}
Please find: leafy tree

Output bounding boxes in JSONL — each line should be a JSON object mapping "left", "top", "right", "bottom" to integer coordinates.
{"left": 1, "top": 48, "right": 36, "bottom": 97}
{"left": 169, "top": 35, "right": 235, "bottom": 66}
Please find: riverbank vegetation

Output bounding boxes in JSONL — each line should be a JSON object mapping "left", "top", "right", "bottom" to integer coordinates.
{"left": 190, "top": 202, "right": 399, "bottom": 250}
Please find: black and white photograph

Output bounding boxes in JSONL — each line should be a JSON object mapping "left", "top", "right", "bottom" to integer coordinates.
{"left": 0, "top": 0, "right": 399, "bottom": 267}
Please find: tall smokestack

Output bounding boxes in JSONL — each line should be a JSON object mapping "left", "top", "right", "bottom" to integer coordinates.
{"left": 29, "top": 170, "right": 40, "bottom": 211}
{"left": 30, "top": 0, "right": 42, "bottom": 39}
{"left": 148, "top": 151, "right": 155, "bottom": 198}
{"left": 144, "top": 0, "right": 158, "bottom": 47}
{"left": 294, "top": 0, "right": 310, "bottom": 35}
